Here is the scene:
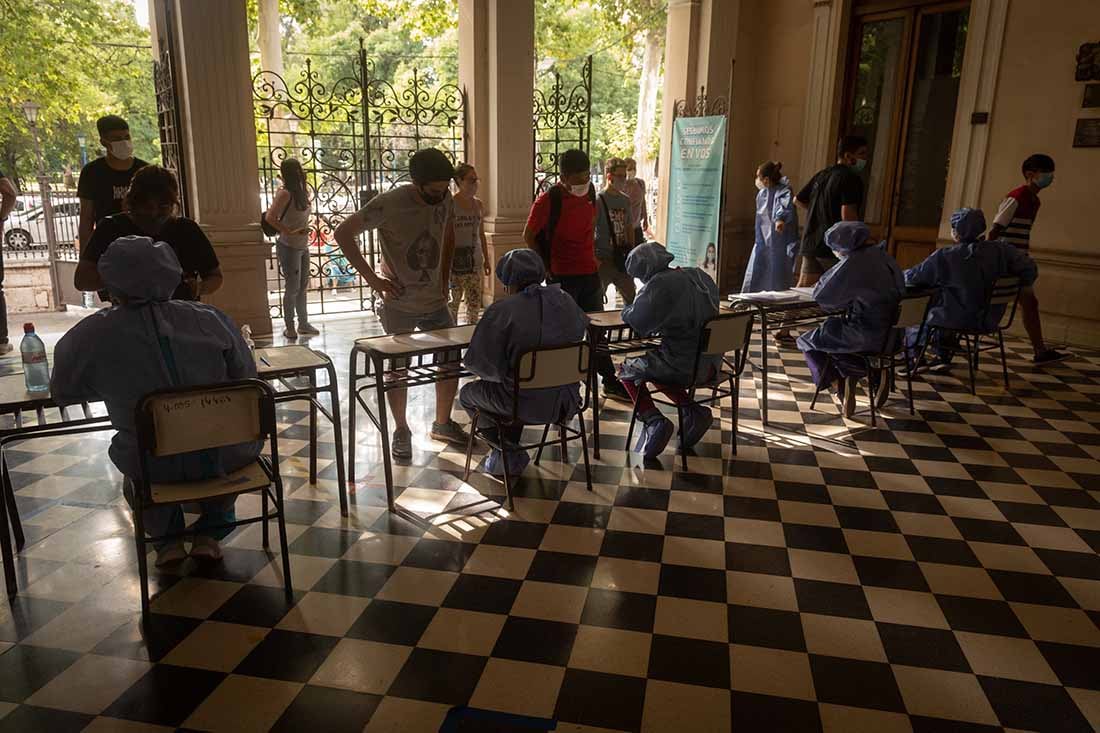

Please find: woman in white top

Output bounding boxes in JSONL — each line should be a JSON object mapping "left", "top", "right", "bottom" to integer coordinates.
{"left": 265, "top": 158, "right": 317, "bottom": 339}
{"left": 449, "top": 163, "right": 491, "bottom": 323}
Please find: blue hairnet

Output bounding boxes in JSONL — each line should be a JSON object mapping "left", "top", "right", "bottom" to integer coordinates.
{"left": 950, "top": 208, "right": 986, "bottom": 242}
{"left": 99, "top": 236, "right": 182, "bottom": 302}
{"left": 625, "top": 243, "right": 674, "bottom": 282}
{"left": 497, "top": 248, "right": 546, "bottom": 288}
{"left": 824, "top": 221, "right": 872, "bottom": 255}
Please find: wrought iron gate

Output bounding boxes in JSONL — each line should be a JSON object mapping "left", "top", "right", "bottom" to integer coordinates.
{"left": 153, "top": 0, "right": 189, "bottom": 217}
{"left": 253, "top": 42, "right": 466, "bottom": 318}
{"left": 532, "top": 56, "right": 592, "bottom": 198}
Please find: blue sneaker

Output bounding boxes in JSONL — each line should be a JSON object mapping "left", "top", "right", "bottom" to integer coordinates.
{"left": 483, "top": 447, "right": 530, "bottom": 477}
{"left": 634, "top": 416, "right": 674, "bottom": 459}
{"left": 678, "top": 405, "right": 713, "bottom": 449}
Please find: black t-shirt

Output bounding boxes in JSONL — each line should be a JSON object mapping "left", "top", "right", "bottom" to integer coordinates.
{"left": 76, "top": 157, "right": 149, "bottom": 225}
{"left": 797, "top": 164, "right": 864, "bottom": 258}
{"left": 82, "top": 213, "right": 219, "bottom": 300}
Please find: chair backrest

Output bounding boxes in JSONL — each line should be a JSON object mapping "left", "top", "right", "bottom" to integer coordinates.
{"left": 988, "top": 276, "right": 1022, "bottom": 329}
{"left": 700, "top": 312, "right": 754, "bottom": 357}
{"left": 136, "top": 380, "right": 275, "bottom": 458}
{"left": 895, "top": 292, "right": 933, "bottom": 330}
{"left": 517, "top": 343, "right": 591, "bottom": 390}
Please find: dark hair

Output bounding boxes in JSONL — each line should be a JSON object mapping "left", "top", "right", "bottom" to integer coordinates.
{"left": 280, "top": 158, "right": 309, "bottom": 210}
{"left": 758, "top": 160, "right": 783, "bottom": 184}
{"left": 1022, "top": 153, "right": 1055, "bottom": 175}
{"left": 409, "top": 148, "right": 455, "bottom": 185}
{"left": 96, "top": 115, "right": 129, "bottom": 138}
{"left": 124, "top": 165, "right": 178, "bottom": 211}
{"left": 559, "top": 149, "right": 590, "bottom": 177}
{"left": 837, "top": 135, "right": 869, "bottom": 157}
{"left": 453, "top": 162, "right": 476, "bottom": 183}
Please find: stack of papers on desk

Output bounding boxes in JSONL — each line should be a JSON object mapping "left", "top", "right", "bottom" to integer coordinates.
{"left": 728, "top": 290, "right": 803, "bottom": 303}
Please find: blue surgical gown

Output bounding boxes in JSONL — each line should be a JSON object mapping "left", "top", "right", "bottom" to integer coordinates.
{"left": 742, "top": 180, "right": 799, "bottom": 293}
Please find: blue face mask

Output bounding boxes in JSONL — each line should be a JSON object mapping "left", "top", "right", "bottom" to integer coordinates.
{"left": 850, "top": 158, "right": 867, "bottom": 173}
{"left": 1035, "top": 172, "right": 1054, "bottom": 189}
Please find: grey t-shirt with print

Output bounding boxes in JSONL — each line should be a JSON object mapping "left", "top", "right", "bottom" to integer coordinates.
{"left": 595, "top": 189, "right": 631, "bottom": 259}
{"left": 357, "top": 185, "right": 453, "bottom": 315}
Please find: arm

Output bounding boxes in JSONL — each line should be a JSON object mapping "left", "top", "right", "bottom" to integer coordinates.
{"left": 988, "top": 196, "right": 1017, "bottom": 241}
{"left": 75, "top": 221, "right": 111, "bottom": 291}
{"left": 265, "top": 189, "right": 304, "bottom": 237}
{"left": 903, "top": 252, "right": 941, "bottom": 289}
{"left": 794, "top": 175, "right": 814, "bottom": 210}
{"left": 49, "top": 327, "right": 97, "bottom": 406}
{"left": 639, "top": 179, "right": 649, "bottom": 230}
{"left": 522, "top": 193, "right": 549, "bottom": 250}
{"left": 811, "top": 259, "right": 854, "bottom": 311}
{"left": 440, "top": 210, "right": 455, "bottom": 295}
{"left": 0, "top": 177, "right": 16, "bottom": 222}
{"left": 841, "top": 204, "right": 860, "bottom": 222}
{"left": 78, "top": 199, "right": 96, "bottom": 250}
{"left": 74, "top": 260, "right": 105, "bottom": 291}
{"left": 333, "top": 206, "right": 401, "bottom": 298}
{"left": 478, "top": 199, "right": 491, "bottom": 275}
{"left": 621, "top": 281, "right": 665, "bottom": 337}
{"left": 840, "top": 170, "right": 863, "bottom": 222}
{"left": 217, "top": 311, "right": 258, "bottom": 379}
{"left": 463, "top": 307, "right": 509, "bottom": 382}
{"left": 192, "top": 266, "right": 223, "bottom": 296}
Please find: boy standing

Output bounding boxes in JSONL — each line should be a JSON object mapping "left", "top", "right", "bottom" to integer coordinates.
{"left": 596, "top": 157, "right": 637, "bottom": 305}
{"left": 987, "top": 153, "right": 1068, "bottom": 364}
{"left": 77, "top": 115, "right": 149, "bottom": 251}
{"left": 334, "top": 148, "right": 470, "bottom": 459}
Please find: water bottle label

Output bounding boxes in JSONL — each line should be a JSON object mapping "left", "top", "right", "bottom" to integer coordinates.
{"left": 22, "top": 352, "right": 47, "bottom": 365}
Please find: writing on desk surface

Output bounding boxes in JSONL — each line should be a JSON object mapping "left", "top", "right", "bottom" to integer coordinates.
{"left": 159, "top": 393, "right": 234, "bottom": 413}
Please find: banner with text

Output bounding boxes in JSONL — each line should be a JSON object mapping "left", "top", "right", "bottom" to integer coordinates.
{"left": 666, "top": 114, "right": 726, "bottom": 284}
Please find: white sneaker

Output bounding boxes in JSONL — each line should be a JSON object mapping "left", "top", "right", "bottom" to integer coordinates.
{"left": 189, "top": 535, "right": 223, "bottom": 561}
{"left": 155, "top": 541, "right": 187, "bottom": 566}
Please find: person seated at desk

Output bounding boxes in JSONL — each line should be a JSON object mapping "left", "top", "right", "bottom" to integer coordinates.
{"left": 796, "top": 221, "right": 904, "bottom": 418}
{"left": 51, "top": 236, "right": 260, "bottom": 567}
{"left": 618, "top": 243, "right": 719, "bottom": 459}
{"left": 460, "top": 248, "right": 588, "bottom": 476}
{"left": 904, "top": 207, "right": 1037, "bottom": 370}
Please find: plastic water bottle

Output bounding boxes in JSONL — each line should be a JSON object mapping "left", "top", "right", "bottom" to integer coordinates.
{"left": 21, "top": 323, "right": 49, "bottom": 393}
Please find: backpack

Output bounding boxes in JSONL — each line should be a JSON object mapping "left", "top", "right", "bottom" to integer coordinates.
{"left": 534, "top": 182, "right": 595, "bottom": 277}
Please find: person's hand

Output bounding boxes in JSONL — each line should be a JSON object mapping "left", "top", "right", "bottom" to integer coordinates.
{"left": 371, "top": 275, "right": 403, "bottom": 298}
{"left": 182, "top": 274, "right": 202, "bottom": 299}
{"left": 775, "top": 220, "right": 785, "bottom": 234}
{"left": 293, "top": 227, "right": 310, "bottom": 235}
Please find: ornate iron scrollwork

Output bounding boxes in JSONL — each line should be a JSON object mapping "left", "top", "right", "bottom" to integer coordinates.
{"left": 532, "top": 55, "right": 592, "bottom": 198}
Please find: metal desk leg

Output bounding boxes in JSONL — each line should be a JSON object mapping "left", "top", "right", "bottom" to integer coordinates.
{"left": 0, "top": 453, "right": 17, "bottom": 596}
{"left": 2, "top": 455, "right": 23, "bottom": 549}
{"left": 760, "top": 312, "right": 770, "bottom": 426}
{"left": 326, "top": 362, "right": 349, "bottom": 517}
{"left": 347, "top": 350, "right": 359, "bottom": 485}
{"left": 374, "top": 355, "right": 396, "bottom": 511}
{"left": 308, "top": 370, "right": 318, "bottom": 483}
{"left": 590, "top": 338, "right": 603, "bottom": 460}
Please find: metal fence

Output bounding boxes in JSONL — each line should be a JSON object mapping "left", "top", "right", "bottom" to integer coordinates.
{"left": 533, "top": 56, "right": 592, "bottom": 198}
{"left": 253, "top": 42, "right": 466, "bottom": 319}
{"left": 2, "top": 184, "right": 80, "bottom": 262}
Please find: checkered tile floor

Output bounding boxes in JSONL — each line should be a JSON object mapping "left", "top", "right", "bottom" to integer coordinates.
{"left": 2, "top": 312, "right": 1100, "bottom": 732}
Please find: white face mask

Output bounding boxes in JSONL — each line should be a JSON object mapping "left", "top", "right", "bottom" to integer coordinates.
{"left": 108, "top": 139, "right": 134, "bottom": 160}
{"left": 570, "top": 183, "right": 590, "bottom": 197}
{"left": 754, "top": 178, "right": 766, "bottom": 191}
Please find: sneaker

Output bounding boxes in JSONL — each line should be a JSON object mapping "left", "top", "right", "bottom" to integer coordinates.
{"left": 678, "top": 404, "right": 713, "bottom": 449}
{"left": 155, "top": 541, "right": 187, "bottom": 567}
{"left": 283, "top": 327, "right": 298, "bottom": 340}
{"left": 634, "top": 415, "right": 674, "bottom": 459}
{"left": 1034, "top": 349, "right": 1070, "bottom": 366}
{"left": 189, "top": 535, "right": 223, "bottom": 561}
{"left": 297, "top": 323, "right": 320, "bottom": 335}
{"left": 391, "top": 426, "right": 413, "bottom": 459}
{"left": 0, "top": 342, "right": 11, "bottom": 356}
{"left": 603, "top": 378, "right": 631, "bottom": 402}
{"left": 430, "top": 419, "right": 470, "bottom": 446}
{"left": 483, "top": 447, "right": 530, "bottom": 477}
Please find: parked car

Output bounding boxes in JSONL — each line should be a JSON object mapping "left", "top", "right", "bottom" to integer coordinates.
{"left": 3, "top": 201, "right": 81, "bottom": 250}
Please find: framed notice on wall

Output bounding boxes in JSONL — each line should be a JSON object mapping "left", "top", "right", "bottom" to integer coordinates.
{"left": 1084, "top": 84, "right": 1100, "bottom": 109}
{"left": 1073, "top": 118, "right": 1100, "bottom": 147}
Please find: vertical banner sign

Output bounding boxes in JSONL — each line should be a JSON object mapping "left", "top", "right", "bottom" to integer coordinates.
{"left": 666, "top": 115, "right": 727, "bottom": 276}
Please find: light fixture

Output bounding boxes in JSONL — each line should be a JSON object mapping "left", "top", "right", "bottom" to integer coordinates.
{"left": 77, "top": 133, "right": 87, "bottom": 147}
{"left": 20, "top": 100, "right": 40, "bottom": 126}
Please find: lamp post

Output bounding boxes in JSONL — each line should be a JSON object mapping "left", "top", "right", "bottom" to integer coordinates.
{"left": 21, "top": 101, "right": 64, "bottom": 311}
{"left": 77, "top": 133, "right": 87, "bottom": 167}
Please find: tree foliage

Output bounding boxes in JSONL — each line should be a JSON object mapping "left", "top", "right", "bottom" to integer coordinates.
{"left": 0, "top": 0, "right": 158, "bottom": 187}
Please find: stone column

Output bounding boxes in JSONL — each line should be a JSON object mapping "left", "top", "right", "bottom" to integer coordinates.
{"left": 150, "top": 0, "right": 273, "bottom": 334}
{"left": 459, "top": 0, "right": 536, "bottom": 300}
{"left": 798, "top": 0, "right": 850, "bottom": 178}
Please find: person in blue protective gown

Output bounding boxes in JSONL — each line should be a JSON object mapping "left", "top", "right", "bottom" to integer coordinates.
{"left": 742, "top": 161, "right": 800, "bottom": 342}
{"left": 796, "top": 221, "right": 905, "bottom": 417}
{"left": 51, "top": 236, "right": 261, "bottom": 566}
{"left": 460, "top": 248, "right": 589, "bottom": 477}
{"left": 618, "top": 243, "right": 720, "bottom": 459}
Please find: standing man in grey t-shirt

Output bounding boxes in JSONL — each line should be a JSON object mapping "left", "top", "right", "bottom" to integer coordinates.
{"left": 334, "top": 148, "right": 470, "bottom": 459}
{"left": 596, "top": 157, "right": 637, "bottom": 305}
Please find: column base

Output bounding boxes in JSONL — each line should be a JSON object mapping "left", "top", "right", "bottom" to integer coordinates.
{"left": 200, "top": 223, "right": 274, "bottom": 336}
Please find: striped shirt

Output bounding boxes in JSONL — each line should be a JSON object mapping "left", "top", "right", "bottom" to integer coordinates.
{"left": 992, "top": 185, "right": 1041, "bottom": 251}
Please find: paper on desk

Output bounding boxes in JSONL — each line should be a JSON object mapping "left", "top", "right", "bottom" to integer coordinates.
{"left": 728, "top": 290, "right": 802, "bottom": 303}
{"left": 790, "top": 286, "right": 815, "bottom": 298}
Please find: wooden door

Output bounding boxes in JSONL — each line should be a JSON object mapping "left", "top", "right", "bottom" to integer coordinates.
{"left": 842, "top": 1, "right": 970, "bottom": 269}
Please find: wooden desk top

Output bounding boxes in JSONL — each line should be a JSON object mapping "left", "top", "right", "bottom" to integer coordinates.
{"left": 0, "top": 374, "right": 56, "bottom": 411}
{"left": 587, "top": 310, "right": 625, "bottom": 329}
{"left": 255, "top": 345, "right": 329, "bottom": 374}
{"left": 354, "top": 325, "right": 477, "bottom": 356}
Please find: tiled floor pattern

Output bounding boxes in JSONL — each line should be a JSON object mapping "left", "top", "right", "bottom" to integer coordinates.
{"left": 1, "top": 313, "right": 1099, "bottom": 732}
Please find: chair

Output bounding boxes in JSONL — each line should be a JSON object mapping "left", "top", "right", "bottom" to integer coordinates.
{"left": 463, "top": 343, "right": 593, "bottom": 511}
{"left": 625, "top": 311, "right": 755, "bottom": 471}
{"left": 132, "top": 379, "right": 292, "bottom": 618}
{"left": 809, "top": 291, "right": 933, "bottom": 427}
{"left": 925, "top": 277, "right": 1022, "bottom": 394}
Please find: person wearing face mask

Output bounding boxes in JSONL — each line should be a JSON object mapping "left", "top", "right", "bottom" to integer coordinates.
{"left": 794, "top": 135, "right": 868, "bottom": 288}
{"left": 987, "top": 154, "right": 1068, "bottom": 365}
{"left": 595, "top": 157, "right": 637, "bottom": 305}
{"left": 266, "top": 158, "right": 317, "bottom": 340}
{"left": 334, "top": 148, "right": 470, "bottom": 460}
{"left": 77, "top": 116, "right": 149, "bottom": 258}
{"left": 448, "top": 163, "right": 491, "bottom": 323}
{"left": 796, "top": 221, "right": 904, "bottom": 418}
{"left": 524, "top": 149, "right": 629, "bottom": 401}
{"left": 76, "top": 165, "right": 222, "bottom": 301}
{"left": 622, "top": 157, "right": 649, "bottom": 245}
{"left": 743, "top": 161, "right": 800, "bottom": 342}
{"left": 460, "top": 249, "right": 588, "bottom": 477}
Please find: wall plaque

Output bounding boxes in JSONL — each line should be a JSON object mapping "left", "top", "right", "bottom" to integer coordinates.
{"left": 1084, "top": 84, "right": 1100, "bottom": 109}
{"left": 1073, "top": 118, "right": 1100, "bottom": 147}
{"left": 1077, "top": 43, "right": 1100, "bottom": 81}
